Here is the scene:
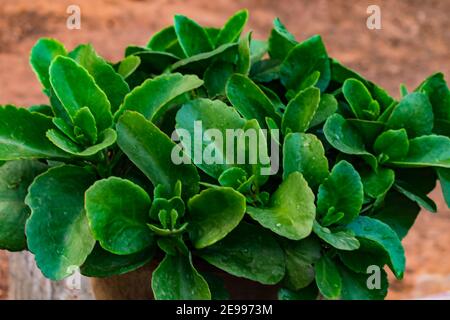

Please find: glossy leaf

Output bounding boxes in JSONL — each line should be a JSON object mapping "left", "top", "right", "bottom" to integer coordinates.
{"left": 117, "top": 111, "right": 200, "bottom": 199}
{"left": 152, "top": 253, "right": 211, "bottom": 300}
{"left": 360, "top": 167, "right": 395, "bottom": 200}
{"left": 174, "top": 15, "right": 213, "bottom": 57}
{"left": 268, "top": 18, "right": 297, "bottom": 61}
{"left": 117, "top": 73, "right": 203, "bottom": 121}
{"left": 283, "top": 132, "right": 329, "bottom": 189}
{"left": 317, "top": 160, "right": 363, "bottom": 224}
{"left": 343, "top": 78, "right": 376, "bottom": 119}
{"left": 30, "top": 38, "right": 67, "bottom": 89}
{"left": 313, "top": 221, "right": 360, "bottom": 251}
{"left": 85, "top": 177, "right": 153, "bottom": 255}
{"left": 280, "top": 35, "right": 330, "bottom": 93}
{"left": 374, "top": 129, "right": 409, "bottom": 160}
{"left": 323, "top": 114, "right": 377, "bottom": 169}
{"left": 309, "top": 94, "right": 338, "bottom": 128}
{"left": 25, "top": 165, "right": 96, "bottom": 280}
{"left": 247, "top": 172, "right": 316, "bottom": 240}
{"left": 346, "top": 216, "right": 405, "bottom": 279}
{"left": 198, "top": 222, "right": 285, "bottom": 285}
{"left": 146, "top": 25, "right": 185, "bottom": 57}
{"left": 73, "top": 106, "right": 98, "bottom": 145}
{"left": 0, "top": 160, "right": 47, "bottom": 251}
{"left": 188, "top": 187, "right": 246, "bottom": 249}
{"left": 281, "top": 87, "right": 320, "bottom": 134}
{"left": 315, "top": 255, "right": 341, "bottom": 299}
{"left": 386, "top": 92, "right": 433, "bottom": 138}
{"left": 70, "top": 44, "right": 130, "bottom": 113}
{"left": 215, "top": 9, "right": 248, "bottom": 46}
{"left": 0, "top": 105, "right": 69, "bottom": 160}
{"left": 49, "top": 56, "right": 113, "bottom": 132}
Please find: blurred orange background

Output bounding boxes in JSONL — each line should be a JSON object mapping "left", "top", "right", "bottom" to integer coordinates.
{"left": 0, "top": 0, "right": 449, "bottom": 299}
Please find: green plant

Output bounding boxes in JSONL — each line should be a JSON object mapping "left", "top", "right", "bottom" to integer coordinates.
{"left": 1, "top": 10, "right": 449, "bottom": 300}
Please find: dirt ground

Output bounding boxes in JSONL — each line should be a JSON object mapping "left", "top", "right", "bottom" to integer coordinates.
{"left": 0, "top": 0, "right": 449, "bottom": 299}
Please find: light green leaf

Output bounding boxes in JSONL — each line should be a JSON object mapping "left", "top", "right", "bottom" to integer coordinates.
{"left": 0, "top": 105, "right": 69, "bottom": 160}
{"left": 280, "top": 35, "right": 330, "bottom": 92}
{"left": 30, "top": 38, "right": 67, "bottom": 89}
{"left": 388, "top": 135, "right": 450, "bottom": 168}
{"left": 268, "top": 18, "right": 297, "bottom": 61}
{"left": 0, "top": 160, "right": 47, "bottom": 251}
{"left": 85, "top": 177, "right": 153, "bottom": 255}
{"left": 247, "top": 172, "right": 316, "bottom": 240}
{"left": 215, "top": 9, "right": 248, "bottom": 46}
{"left": 117, "top": 73, "right": 203, "bottom": 121}
{"left": 226, "top": 74, "right": 279, "bottom": 126}
{"left": 146, "top": 25, "right": 185, "bottom": 57}
{"left": 283, "top": 132, "right": 329, "bottom": 189}
{"left": 25, "top": 165, "right": 96, "bottom": 280}
{"left": 282, "top": 87, "right": 320, "bottom": 134}
{"left": 117, "top": 111, "right": 199, "bottom": 199}
{"left": 73, "top": 106, "right": 98, "bottom": 145}
{"left": 313, "top": 221, "right": 360, "bottom": 251}
{"left": 315, "top": 255, "right": 341, "bottom": 299}
{"left": 343, "top": 78, "right": 377, "bottom": 119}
{"left": 346, "top": 216, "right": 405, "bottom": 279}
{"left": 188, "top": 187, "right": 246, "bottom": 249}
{"left": 49, "top": 56, "right": 112, "bottom": 132}
{"left": 69, "top": 44, "right": 130, "bottom": 113}
{"left": 118, "top": 55, "right": 141, "bottom": 79}
{"left": 323, "top": 114, "right": 377, "bottom": 169}
{"left": 236, "top": 32, "right": 251, "bottom": 75}
{"left": 174, "top": 15, "right": 213, "bottom": 57}
{"left": 198, "top": 222, "right": 285, "bottom": 285}
{"left": 317, "top": 160, "right": 363, "bottom": 224}
{"left": 152, "top": 252, "right": 211, "bottom": 300}
{"left": 386, "top": 92, "right": 433, "bottom": 138}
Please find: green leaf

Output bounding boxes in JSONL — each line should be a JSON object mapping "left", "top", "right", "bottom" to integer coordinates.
{"left": 203, "top": 61, "right": 234, "bottom": 98}
{"left": 127, "top": 49, "right": 179, "bottom": 74}
{"left": 338, "top": 238, "right": 387, "bottom": 273}
{"left": 30, "top": 38, "right": 67, "bottom": 89}
{"left": 215, "top": 9, "right": 248, "bottom": 46}
{"left": 283, "top": 133, "right": 329, "bottom": 189}
{"left": 73, "top": 107, "right": 98, "bottom": 145}
{"left": 268, "top": 18, "right": 297, "bottom": 61}
{"left": 0, "top": 105, "right": 69, "bottom": 160}
{"left": 339, "top": 263, "right": 388, "bottom": 300}
{"left": 343, "top": 78, "right": 377, "bottom": 119}
{"left": 117, "top": 55, "right": 141, "bottom": 79}
{"left": 360, "top": 167, "right": 395, "bottom": 200}
{"left": 415, "top": 73, "right": 450, "bottom": 121}
{"left": 175, "top": 98, "right": 246, "bottom": 179}
{"left": 388, "top": 135, "right": 450, "bottom": 168}
{"left": 317, "top": 161, "right": 363, "bottom": 224}
{"left": 374, "top": 129, "right": 409, "bottom": 160}
{"left": 218, "top": 167, "right": 248, "bottom": 189}
{"left": 437, "top": 168, "right": 450, "bottom": 208}
{"left": 85, "top": 177, "right": 153, "bottom": 255}
{"left": 117, "top": 111, "right": 199, "bottom": 199}
{"left": 29, "top": 104, "right": 54, "bottom": 117}
{"left": 226, "top": 74, "right": 279, "bottom": 126}
{"left": 152, "top": 252, "right": 211, "bottom": 300}
{"left": 347, "top": 119, "right": 385, "bottom": 146}
{"left": 394, "top": 180, "right": 437, "bottom": 213}
{"left": 174, "top": 15, "right": 213, "bottom": 57}
{"left": 280, "top": 35, "right": 330, "bottom": 93}
{"left": 282, "top": 238, "right": 321, "bottom": 290}
{"left": 146, "top": 25, "right": 185, "bottom": 57}
{"left": 0, "top": 160, "right": 47, "bottom": 251}
{"left": 309, "top": 94, "right": 338, "bottom": 128}
{"left": 373, "top": 191, "right": 420, "bottom": 239}
{"left": 25, "top": 165, "right": 96, "bottom": 280}
{"left": 247, "top": 172, "right": 316, "bottom": 240}
{"left": 323, "top": 114, "right": 377, "bottom": 170}
{"left": 198, "top": 222, "right": 285, "bottom": 285}
{"left": 49, "top": 56, "right": 112, "bottom": 132}
{"left": 250, "top": 39, "right": 268, "bottom": 64}
{"left": 346, "top": 216, "right": 405, "bottom": 279}
{"left": 117, "top": 73, "right": 203, "bottom": 121}
{"left": 201, "top": 272, "right": 230, "bottom": 300}
{"left": 281, "top": 87, "right": 320, "bottom": 134}
{"left": 188, "top": 187, "right": 246, "bottom": 249}
{"left": 69, "top": 44, "right": 130, "bottom": 113}
{"left": 386, "top": 92, "right": 433, "bottom": 138}
{"left": 46, "top": 128, "right": 117, "bottom": 157}
{"left": 313, "top": 221, "right": 360, "bottom": 251}
{"left": 236, "top": 32, "right": 251, "bottom": 75}
{"left": 315, "top": 255, "right": 341, "bottom": 299}
{"left": 80, "top": 243, "right": 155, "bottom": 277}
